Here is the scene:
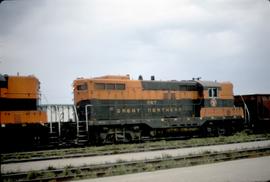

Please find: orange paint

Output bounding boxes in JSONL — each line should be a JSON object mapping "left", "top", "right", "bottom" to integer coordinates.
{"left": 200, "top": 107, "right": 244, "bottom": 118}
{"left": 0, "top": 111, "right": 47, "bottom": 125}
{"left": 73, "top": 75, "right": 236, "bottom": 105}
{"left": 0, "top": 76, "right": 40, "bottom": 99}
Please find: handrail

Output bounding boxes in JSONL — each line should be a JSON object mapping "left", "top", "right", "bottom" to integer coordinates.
{"left": 240, "top": 95, "right": 250, "bottom": 124}
{"left": 85, "top": 104, "right": 93, "bottom": 132}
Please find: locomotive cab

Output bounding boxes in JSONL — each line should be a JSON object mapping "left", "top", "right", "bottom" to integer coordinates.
{"left": 196, "top": 81, "right": 244, "bottom": 135}
{"left": 197, "top": 81, "right": 243, "bottom": 118}
{"left": 195, "top": 81, "right": 221, "bottom": 106}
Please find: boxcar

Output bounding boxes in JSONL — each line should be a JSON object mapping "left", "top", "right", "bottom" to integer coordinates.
{"left": 235, "top": 94, "right": 270, "bottom": 131}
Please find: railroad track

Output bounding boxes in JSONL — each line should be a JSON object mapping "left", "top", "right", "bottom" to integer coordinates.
{"left": 2, "top": 146, "right": 270, "bottom": 182}
{"left": 2, "top": 133, "right": 269, "bottom": 164}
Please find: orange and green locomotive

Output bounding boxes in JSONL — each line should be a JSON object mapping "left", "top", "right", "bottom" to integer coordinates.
{"left": 73, "top": 75, "right": 244, "bottom": 143}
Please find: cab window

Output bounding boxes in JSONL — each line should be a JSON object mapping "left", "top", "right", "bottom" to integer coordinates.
{"left": 77, "top": 83, "right": 88, "bottom": 91}
{"left": 208, "top": 88, "right": 218, "bottom": 98}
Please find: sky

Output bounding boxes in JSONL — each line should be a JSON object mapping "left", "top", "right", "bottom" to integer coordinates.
{"left": 0, "top": 0, "right": 270, "bottom": 104}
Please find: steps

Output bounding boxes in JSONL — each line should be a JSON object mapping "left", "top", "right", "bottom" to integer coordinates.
{"left": 77, "top": 121, "right": 89, "bottom": 145}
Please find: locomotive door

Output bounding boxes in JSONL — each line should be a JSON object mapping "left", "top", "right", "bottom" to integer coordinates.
{"left": 195, "top": 87, "right": 204, "bottom": 117}
{"left": 163, "top": 91, "right": 177, "bottom": 117}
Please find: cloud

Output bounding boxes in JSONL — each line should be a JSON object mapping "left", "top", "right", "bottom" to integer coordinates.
{"left": 0, "top": 0, "right": 270, "bottom": 103}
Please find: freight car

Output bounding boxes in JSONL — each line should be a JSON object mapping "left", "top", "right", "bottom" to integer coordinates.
{"left": 0, "top": 74, "right": 48, "bottom": 151}
{"left": 73, "top": 75, "right": 244, "bottom": 144}
{"left": 234, "top": 94, "right": 270, "bottom": 132}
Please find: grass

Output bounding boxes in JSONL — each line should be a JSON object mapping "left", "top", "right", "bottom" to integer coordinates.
{"left": 47, "top": 165, "right": 56, "bottom": 170}
{"left": 26, "top": 171, "right": 40, "bottom": 180}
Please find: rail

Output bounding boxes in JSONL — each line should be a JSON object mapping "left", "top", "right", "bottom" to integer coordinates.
{"left": 2, "top": 135, "right": 269, "bottom": 164}
{"left": 2, "top": 146, "right": 270, "bottom": 182}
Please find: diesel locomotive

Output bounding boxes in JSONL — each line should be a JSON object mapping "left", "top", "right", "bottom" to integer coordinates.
{"left": 1, "top": 73, "right": 269, "bottom": 152}
{"left": 0, "top": 74, "right": 47, "bottom": 150}
{"left": 73, "top": 75, "right": 244, "bottom": 143}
